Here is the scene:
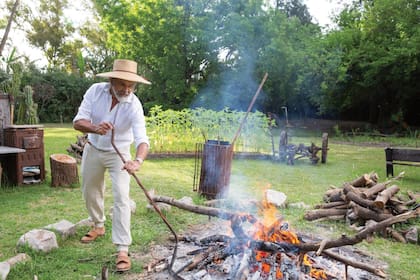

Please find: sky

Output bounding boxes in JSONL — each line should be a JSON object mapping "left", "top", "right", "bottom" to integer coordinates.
{"left": 2, "top": 0, "right": 351, "bottom": 67}
{"left": 304, "top": 0, "right": 351, "bottom": 27}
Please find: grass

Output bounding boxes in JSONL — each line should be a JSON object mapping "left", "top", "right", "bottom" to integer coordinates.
{"left": 0, "top": 124, "right": 419, "bottom": 279}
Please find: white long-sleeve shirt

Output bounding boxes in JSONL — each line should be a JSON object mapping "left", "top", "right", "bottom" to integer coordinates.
{"left": 73, "top": 82, "right": 149, "bottom": 151}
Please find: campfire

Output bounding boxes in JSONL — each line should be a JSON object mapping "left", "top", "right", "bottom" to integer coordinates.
{"left": 135, "top": 189, "right": 405, "bottom": 280}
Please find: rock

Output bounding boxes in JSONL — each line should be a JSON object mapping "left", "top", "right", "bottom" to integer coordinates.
{"left": 17, "top": 229, "right": 58, "bottom": 253}
{"left": 265, "top": 189, "right": 287, "bottom": 207}
{"left": 178, "top": 196, "right": 193, "bottom": 205}
{"left": 146, "top": 202, "right": 171, "bottom": 212}
{"left": 288, "top": 202, "right": 311, "bottom": 209}
{"left": 44, "top": 219, "right": 76, "bottom": 238}
{"left": 405, "top": 227, "right": 418, "bottom": 244}
{"left": 75, "top": 217, "right": 94, "bottom": 228}
{"left": 129, "top": 199, "right": 137, "bottom": 214}
{"left": 0, "top": 262, "right": 10, "bottom": 280}
{"left": 7, "top": 253, "right": 31, "bottom": 266}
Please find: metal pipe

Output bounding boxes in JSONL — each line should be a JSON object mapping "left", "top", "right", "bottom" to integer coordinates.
{"left": 111, "top": 129, "right": 183, "bottom": 279}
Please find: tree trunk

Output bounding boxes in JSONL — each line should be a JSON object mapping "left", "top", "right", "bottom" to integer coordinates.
{"left": 0, "top": 0, "right": 20, "bottom": 56}
{"left": 50, "top": 154, "right": 79, "bottom": 187}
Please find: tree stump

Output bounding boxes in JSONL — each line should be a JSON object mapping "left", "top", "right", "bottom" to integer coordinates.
{"left": 50, "top": 154, "right": 79, "bottom": 187}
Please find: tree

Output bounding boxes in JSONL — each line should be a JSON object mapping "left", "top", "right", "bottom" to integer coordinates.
{"left": 94, "top": 0, "right": 220, "bottom": 111}
{"left": 26, "top": 0, "right": 75, "bottom": 69}
{"left": 320, "top": 0, "right": 420, "bottom": 127}
{"left": 0, "top": 0, "right": 20, "bottom": 57}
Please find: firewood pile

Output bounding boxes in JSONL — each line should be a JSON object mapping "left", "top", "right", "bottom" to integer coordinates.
{"left": 66, "top": 134, "right": 88, "bottom": 162}
{"left": 304, "top": 172, "right": 420, "bottom": 244}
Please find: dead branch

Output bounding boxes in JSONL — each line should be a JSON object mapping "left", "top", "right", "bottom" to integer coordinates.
{"left": 151, "top": 195, "right": 258, "bottom": 223}
{"left": 322, "top": 250, "right": 386, "bottom": 278}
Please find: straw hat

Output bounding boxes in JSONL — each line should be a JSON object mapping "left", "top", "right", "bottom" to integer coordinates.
{"left": 96, "top": 59, "right": 151, "bottom": 85}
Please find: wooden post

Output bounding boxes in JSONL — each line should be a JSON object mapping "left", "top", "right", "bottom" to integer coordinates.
{"left": 50, "top": 154, "right": 79, "bottom": 187}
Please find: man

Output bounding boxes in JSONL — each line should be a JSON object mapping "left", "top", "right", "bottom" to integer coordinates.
{"left": 73, "top": 59, "right": 150, "bottom": 272}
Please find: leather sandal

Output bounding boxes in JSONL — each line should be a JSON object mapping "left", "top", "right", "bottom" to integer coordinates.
{"left": 116, "top": 252, "right": 131, "bottom": 272}
{"left": 80, "top": 227, "right": 105, "bottom": 243}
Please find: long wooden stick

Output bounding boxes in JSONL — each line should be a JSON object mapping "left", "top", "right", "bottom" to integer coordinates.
{"left": 231, "top": 72, "right": 268, "bottom": 145}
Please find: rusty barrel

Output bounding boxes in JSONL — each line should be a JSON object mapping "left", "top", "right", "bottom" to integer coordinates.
{"left": 197, "top": 140, "right": 234, "bottom": 199}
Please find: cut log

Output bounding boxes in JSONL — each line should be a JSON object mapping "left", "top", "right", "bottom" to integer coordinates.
{"left": 373, "top": 185, "right": 400, "bottom": 209}
{"left": 369, "top": 172, "right": 379, "bottom": 184}
{"left": 323, "top": 188, "right": 345, "bottom": 202}
{"left": 304, "top": 208, "right": 347, "bottom": 221}
{"left": 361, "top": 183, "right": 387, "bottom": 199}
{"left": 350, "top": 174, "right": 372, "bottom": 188}
{"left": 342, "top": 183, "right": 362, "bottom": 195}
{"left": 314, "top": 201, "right": 348, "bottom": 209}
{"left": 50, "top": 154, "right": 79, "bottom": 187}
{"left": 386, "top": 228, "right": 406, "bottom": 243}
{"left": 345, "top": 191, "right": 377, "bottom": 210}
{"left": 296, "top": 208, "right": 419, "bottom": 252}
{"left": 350, "top": 202, "right": 393, "bottom": 222}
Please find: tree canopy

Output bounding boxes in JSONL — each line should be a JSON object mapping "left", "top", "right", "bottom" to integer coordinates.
{"left": 1, "top": 0, "right": 419, "bottom": 129}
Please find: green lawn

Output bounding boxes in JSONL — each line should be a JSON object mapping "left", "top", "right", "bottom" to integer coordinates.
{"left": 0, "top": 125, "right": 419, "bottom": 279}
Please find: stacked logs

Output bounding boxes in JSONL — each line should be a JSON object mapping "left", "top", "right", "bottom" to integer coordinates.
{"left": 66, "top": 134, "right": 88, "bottom": 162}
{"left": 304, "top": 172, "right": 419, "bottom": 244}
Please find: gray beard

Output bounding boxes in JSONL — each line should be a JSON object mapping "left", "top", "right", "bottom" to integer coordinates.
{"left": 111, "top": 86, "right": 130, "bottom": 103}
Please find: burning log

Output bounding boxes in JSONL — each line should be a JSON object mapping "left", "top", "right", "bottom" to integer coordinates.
{"left": 147, "top": 192, "right": 415, "bottom": 279}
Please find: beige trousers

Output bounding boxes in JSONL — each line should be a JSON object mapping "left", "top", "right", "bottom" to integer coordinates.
{"left": 81, "top": 144, "right": 132, "bottom": 248}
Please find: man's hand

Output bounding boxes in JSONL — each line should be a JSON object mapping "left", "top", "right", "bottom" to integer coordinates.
{"left": 123, "top": 160, "right": 141, "bottom": 174}
{"left": 95, "top": 121, "right": 113, "bottom": 135}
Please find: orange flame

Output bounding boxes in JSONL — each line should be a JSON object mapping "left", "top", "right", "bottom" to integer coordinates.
{"left": 248, "top": 188, "right": 328, "bottom": 280}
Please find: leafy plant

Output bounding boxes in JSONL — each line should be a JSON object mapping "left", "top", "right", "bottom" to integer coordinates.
{"left": 147, "top": 106, "right": 272, "bottom": 153}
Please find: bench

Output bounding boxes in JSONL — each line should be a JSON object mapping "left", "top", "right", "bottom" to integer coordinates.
{"left": 385, "top": 147, "right": 420, "bottom": 177}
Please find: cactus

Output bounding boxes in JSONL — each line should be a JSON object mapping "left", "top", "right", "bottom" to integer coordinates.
{"left": 16, "top": 85, "right": 39, "bottom": 124}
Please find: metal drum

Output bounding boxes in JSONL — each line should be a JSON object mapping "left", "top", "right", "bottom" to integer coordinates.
{"left": 194, "top": 140, "right": 233, "bottom": 199}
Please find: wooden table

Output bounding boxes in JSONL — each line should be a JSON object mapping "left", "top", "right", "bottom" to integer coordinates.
{"left": 0, "top": 146, "right": 26, "bottom": 154}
